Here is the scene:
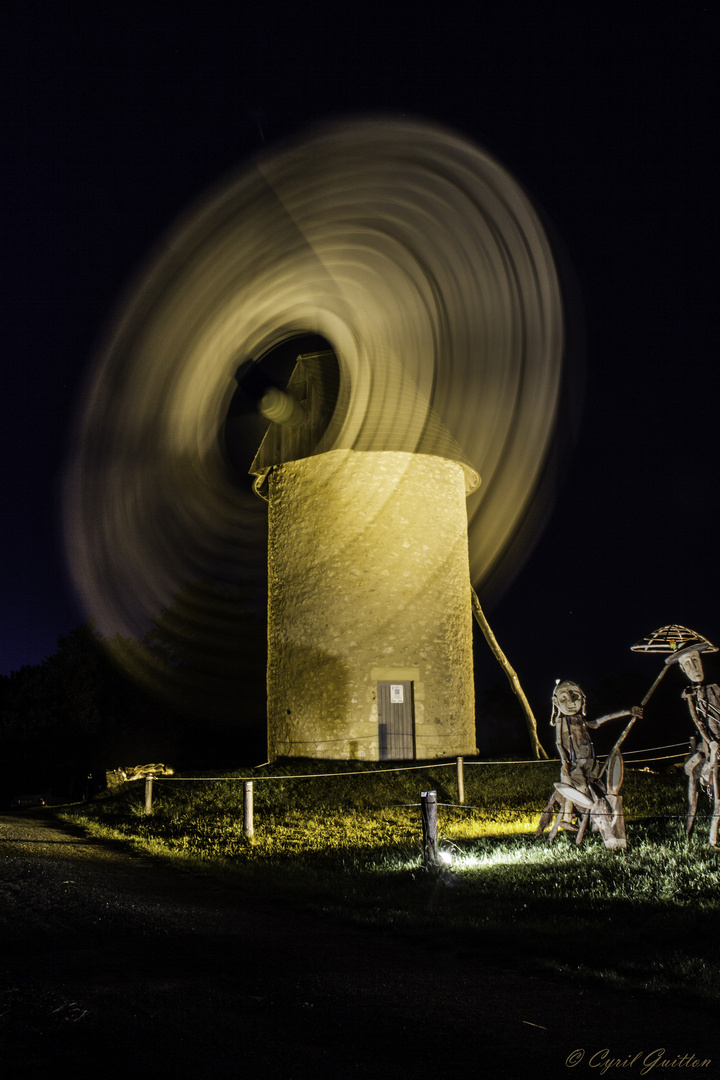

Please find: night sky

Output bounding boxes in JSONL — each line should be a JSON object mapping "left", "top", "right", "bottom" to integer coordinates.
{"left": 4, "top": 4, "right": 719, "bottom": 731}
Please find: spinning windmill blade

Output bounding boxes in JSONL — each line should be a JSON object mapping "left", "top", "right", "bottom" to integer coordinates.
{"left": 64, "top": 117, "right": 566, "bottom": 724}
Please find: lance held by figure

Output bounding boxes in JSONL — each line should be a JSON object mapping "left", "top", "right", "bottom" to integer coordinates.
{"left": 632, "top": 624, "right": 720, "bottom": 847}
{"left": 535, "top": 681, "right": 643, "bottom": 849}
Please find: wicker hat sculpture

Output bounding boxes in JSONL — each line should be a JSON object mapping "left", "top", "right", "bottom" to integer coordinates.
{"left": 631, "top": 624, "right": 718, "bottom": 659}
{"left": 65, "top": 118, "right": 565, "bottom": 761}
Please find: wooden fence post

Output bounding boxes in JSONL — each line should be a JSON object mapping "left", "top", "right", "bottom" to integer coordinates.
{"left": 420, "top": 790, "right": 438, "bottom": 866}
{"left": 457, "top": 756, "right": 465, "bottom": 805}
{"left": 243, "top": 780, "right": 254, "bottom": 839}
{"left": 144, "top": 774, "right": 153, "bottom": 814}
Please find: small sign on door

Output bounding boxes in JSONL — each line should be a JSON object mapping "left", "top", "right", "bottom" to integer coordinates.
{"left": 390, "top": 684, "right": 404, "bottom": 704}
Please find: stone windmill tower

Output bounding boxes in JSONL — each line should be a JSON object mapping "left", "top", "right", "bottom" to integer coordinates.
{"left": 64, "top": 119, "right": 564, "bottom": 763}
{"left": 249, "top": 349, "right": 481, "bottom": 761}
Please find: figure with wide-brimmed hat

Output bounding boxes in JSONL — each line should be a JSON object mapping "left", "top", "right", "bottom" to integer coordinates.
{"left": 632, "top": 625, "right": 720, "bottom": 846}
{"left": 535, "top": 680, "right": 642, "bottom": 849}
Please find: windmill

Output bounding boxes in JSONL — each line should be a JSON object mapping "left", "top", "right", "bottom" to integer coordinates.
{"left": 65, "top": 118, "right": 565, "bottom": 762}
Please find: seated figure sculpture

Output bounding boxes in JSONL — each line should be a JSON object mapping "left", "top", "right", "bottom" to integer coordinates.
{"left": 535, "top": 680, "right": 642, "bottom": 850}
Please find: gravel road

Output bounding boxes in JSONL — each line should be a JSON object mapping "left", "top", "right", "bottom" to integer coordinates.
{"left": 1, "top": 811, "right": 717, "bottom": 1080}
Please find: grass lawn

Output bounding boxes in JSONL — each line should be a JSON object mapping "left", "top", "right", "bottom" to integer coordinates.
{"left": 56, "top": 757, "right": 720, "bottom": 1005}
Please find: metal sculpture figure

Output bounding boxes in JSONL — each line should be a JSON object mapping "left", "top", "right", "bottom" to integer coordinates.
{"left": 631, "top": 625, "right": 720, "bottom": 847}
{"left": 676, "top": 645, "right": 720, "bottom": 845}
{"left": 536, "top": 680, "right": 642, "bottom": 849}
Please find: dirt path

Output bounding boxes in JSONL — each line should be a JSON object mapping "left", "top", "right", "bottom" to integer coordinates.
{"left": 0, "top": 811, "right": 717, "bottom": 1080}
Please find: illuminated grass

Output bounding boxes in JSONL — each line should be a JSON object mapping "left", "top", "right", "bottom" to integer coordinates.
{"left": 55, "top": 759, "right": 720, "bottom": 1005}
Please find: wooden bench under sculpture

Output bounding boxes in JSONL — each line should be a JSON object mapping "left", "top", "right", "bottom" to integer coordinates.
{"left": 535, "top": 680, "right": 642, "bottom": 850}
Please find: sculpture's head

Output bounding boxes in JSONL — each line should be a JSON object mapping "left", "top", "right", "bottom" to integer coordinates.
{"left": 662, "top": 639, "right": 717, "bottom": 683}
{"left": 552, "top": 680, "right": 586, "bottom": 720}
{"left": 677, "top": 648, "right": 705, "bottom": 684}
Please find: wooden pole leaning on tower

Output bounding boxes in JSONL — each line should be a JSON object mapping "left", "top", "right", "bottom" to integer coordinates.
{"left": 471, "top": 588, "right": 547, "bottom": 760}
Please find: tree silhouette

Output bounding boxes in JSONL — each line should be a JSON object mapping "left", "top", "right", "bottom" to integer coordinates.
{"left": 0, "top": 590, "right": 268, "bottom": 800}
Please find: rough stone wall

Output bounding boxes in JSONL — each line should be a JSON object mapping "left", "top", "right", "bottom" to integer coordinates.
{"left": 266, "top": 449, "right": 476, "bottom": 760}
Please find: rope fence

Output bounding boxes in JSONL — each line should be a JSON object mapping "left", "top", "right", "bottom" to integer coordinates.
{"left": 128, "top": 741, "right": 694, "bottom": 840}
{"left": 132, "top": 740, "right": 692, "bottom": 786}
